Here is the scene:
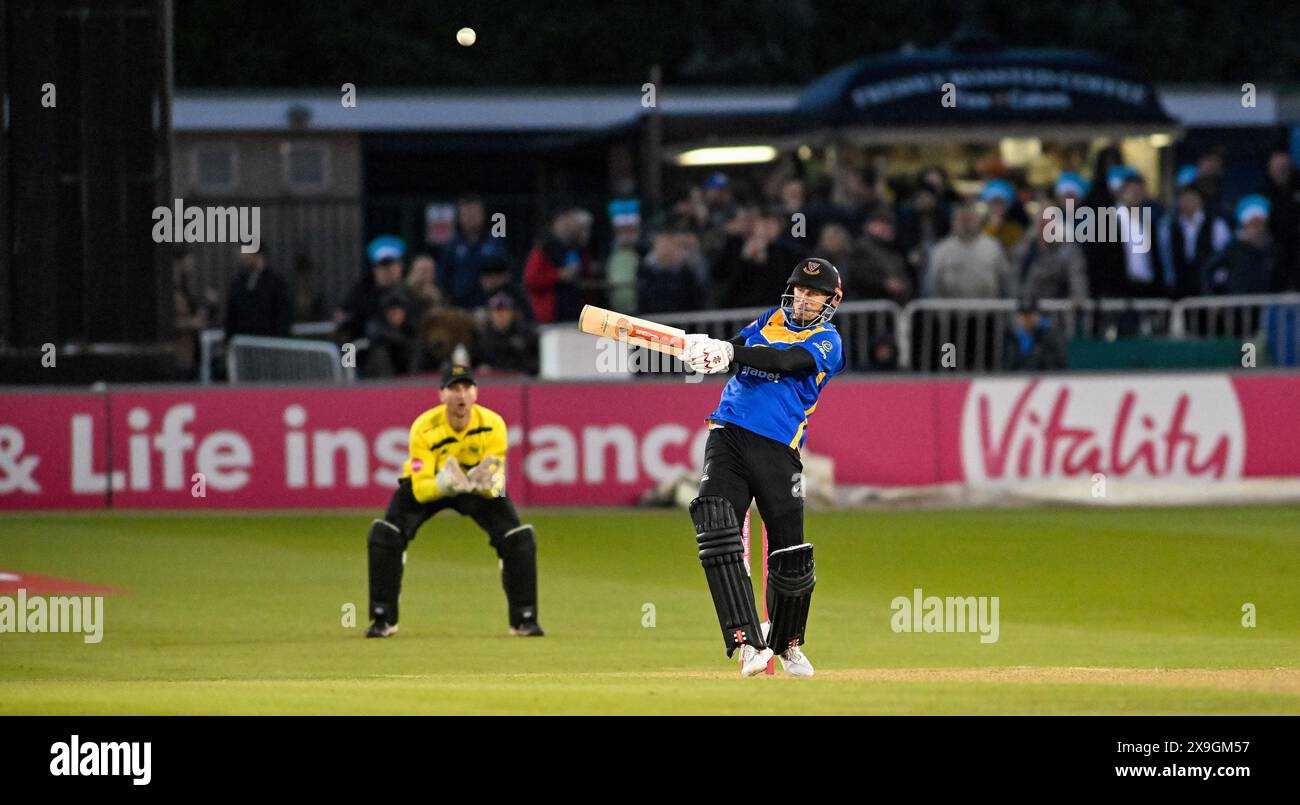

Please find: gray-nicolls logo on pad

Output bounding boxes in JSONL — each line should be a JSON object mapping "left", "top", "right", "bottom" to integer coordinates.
{"left": 50, "top": 735, "right": 151, "bottom": 785}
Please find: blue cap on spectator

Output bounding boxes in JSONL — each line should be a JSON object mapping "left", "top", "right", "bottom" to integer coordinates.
{"left": 1107, "top": 165, "right": 1140, "bottom": 192}
{"left": 704, "top": 172, "right": 729, "bottom": 190}
{"left": 1175, "top": 165, "right": 1199, "bottom": 189}
{"left": 1054, "top": 172, "right": 1088, "bottom": 198}
{"left": 1236, "top": 194, "right": 1270, "bottom": 224}
{"left": 980, "top": 178, "right": 1015, "bottom": 204}
{"left": 367, "top": 235, "right": 405, "bottom": 264}
{"left": 608, "top": 198, "right": 641, "bottom": 226}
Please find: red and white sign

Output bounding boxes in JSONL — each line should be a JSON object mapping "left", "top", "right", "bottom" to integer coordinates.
{"left": 1, "top": 372, "right": 1297, "bottom": 510}
{"left": 0, "top": 393, "right": 108, "bottom": 509}
{"left": 960, "top": 376, "right": 1245, "bottom": 484}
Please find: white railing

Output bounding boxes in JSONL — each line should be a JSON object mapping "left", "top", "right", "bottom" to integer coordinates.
{"left": 655, "top": 300, "right": 904, "bottom": 371}
{"left": 1171, "top": 293, "right": 1300, "bottom": 366}
{"left": 201, "top": 293, "right": 1300, "bottom": 382}
{"left": 200, "top": 322, "right": 364, "bottom": 383}
{"left": 225, "top": 335, "right": 354, "bottom": 384}
{"left": 1171, "top": 292, "right": 1300, "bottom": 335}
{"left": 897, "top": 297, "right": 1175, "bottom": 371}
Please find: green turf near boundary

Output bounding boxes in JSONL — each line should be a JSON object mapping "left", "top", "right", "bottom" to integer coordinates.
{"left": 2, "top": 677, "right": 1291, "bottom": 716}
{"left": 1, "top": 507, "right": 1298, "bottom": 715}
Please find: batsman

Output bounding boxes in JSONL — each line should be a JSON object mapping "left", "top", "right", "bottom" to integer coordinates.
{"left": 365, "top": 364, "right": 542, "bottom": 638}
{"left": 681, "top": 258, "right": 845, "bottom": 677}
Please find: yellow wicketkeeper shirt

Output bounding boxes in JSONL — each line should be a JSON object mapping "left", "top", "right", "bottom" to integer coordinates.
{"left": 401, "top": 403, "right": 509, "bottom": 502}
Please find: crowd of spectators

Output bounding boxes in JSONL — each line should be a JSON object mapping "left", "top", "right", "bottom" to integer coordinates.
{"left": 195, "top": 145, "right": 1300, "bottom": 379}
{"left": 332, "top": 196, "right": 538, "bottom": 380}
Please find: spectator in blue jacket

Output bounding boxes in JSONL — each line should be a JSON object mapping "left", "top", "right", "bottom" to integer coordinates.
{"left": 637, "top": 229, "right": 702, "bottom": 315}
{"left": 1202, "top": 195, "right": 1277, "bottom": 295}
{"left": 1004, "top": 295, "right": 1067, "bottom": 371}
{"left": 438, "top": 194, "right": 507, "bottom": 309}
{"left": 337, "top": 235, "right": 405, "bottom": 343}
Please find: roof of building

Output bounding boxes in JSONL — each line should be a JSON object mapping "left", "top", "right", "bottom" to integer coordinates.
{"left": 172, "top": 87, "right": 800, "bottom": 132}
{"left": 172, "top": 84, "right": 1291, "bottom": 134}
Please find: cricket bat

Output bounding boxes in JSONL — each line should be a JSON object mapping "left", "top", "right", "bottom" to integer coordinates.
{"left": 577, "top": 304, "right": 687, "bottom": 357}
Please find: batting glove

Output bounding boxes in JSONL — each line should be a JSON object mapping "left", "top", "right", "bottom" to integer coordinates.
{"left": 688, "top": 338, "right": 733, "bottom": 374}
{"left": 682, "top": 333, "right": 710, "bottom": 362}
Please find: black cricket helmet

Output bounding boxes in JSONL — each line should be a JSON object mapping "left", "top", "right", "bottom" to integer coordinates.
{"left": 782, "top": 257, "right": 843, "bottom": 328}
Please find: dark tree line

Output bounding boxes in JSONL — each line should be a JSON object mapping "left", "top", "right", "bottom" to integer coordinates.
{"left": 174, "top": 0, "right": 1300, "bottom": 88}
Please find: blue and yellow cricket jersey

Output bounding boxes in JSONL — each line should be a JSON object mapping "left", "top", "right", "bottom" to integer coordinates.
{"left": 708, "top": 306, "right": 846, "bottom": 450}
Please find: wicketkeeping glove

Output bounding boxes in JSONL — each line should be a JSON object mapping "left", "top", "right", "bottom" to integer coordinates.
{"left": 466, "top": 455, "right": 506, "bottom": 497}
{"left": 435, "top": 455, "right": 473, "bottom": 496}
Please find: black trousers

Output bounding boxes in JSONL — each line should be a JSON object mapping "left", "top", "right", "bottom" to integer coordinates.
{"left": 369, "top": 478, "right": 536, "bottom": 627}
{"left": 383, "top": 478, "right": 522, "bottom": 542}
{"left": 697, "top": 424, "right": 804, "bottom": 551}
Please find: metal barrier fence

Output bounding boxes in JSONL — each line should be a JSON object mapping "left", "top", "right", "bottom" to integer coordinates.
{"left": 656, "top": 300, "right": 904, "bottom": 371}
{"left": 898, "top": 298, "right": 1175, "bottom": 372}
{"left": 199, "top": 293, "right": 1300, "bottom": 382}
{"left": 1173, "top": 290, "right": 1300, "bottom": 333}
{"left": 199, "top": 322, "right": 359, "bottom": 383}
{"left": 1172, "top": 292, "right": 1300, "bottom": 366}
{"left": 225, "top": 335, "right": 354, "bottom": 384}
{"left": 653, "top": 295, "right": 1297, "bottom": 371}
{"left": 656, "top": 297, "right": 1177, "bottom": 371}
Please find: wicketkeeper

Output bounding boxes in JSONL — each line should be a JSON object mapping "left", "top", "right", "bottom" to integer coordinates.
{"left": 365, "top": 364, "right": 542, "bottom": 638}
{"left": 681, "top": 258, "right": 845, "bottom": 677}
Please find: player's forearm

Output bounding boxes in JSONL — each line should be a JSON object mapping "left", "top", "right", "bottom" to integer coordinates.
{"left": 411, "top": 475, "right": 443, "bottom": 503}
{"left": 731, "top": 345, "right": 817, "bottom": 374}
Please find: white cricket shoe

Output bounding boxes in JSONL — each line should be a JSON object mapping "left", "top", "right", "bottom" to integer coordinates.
{"left": 778, "top": 643, "right": 815, "bottom": 677}
{"left": 761, "top": 621, "right": 814, "bottom": 676}
{"left": 737, "top": 644, "right": 775, "bottom": 677}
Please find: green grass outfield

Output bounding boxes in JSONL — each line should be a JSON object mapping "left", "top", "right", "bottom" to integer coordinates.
{"left": 2, "top": 506, "right": 1298, "bottom": 715}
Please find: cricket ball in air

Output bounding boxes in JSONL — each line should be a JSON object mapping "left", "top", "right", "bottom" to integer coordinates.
{"left": 457, "top": 27, "right": 476, "bottom": 47}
